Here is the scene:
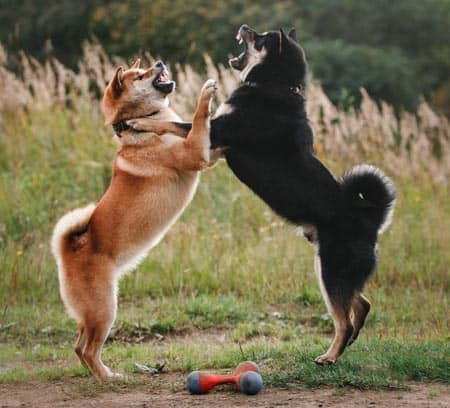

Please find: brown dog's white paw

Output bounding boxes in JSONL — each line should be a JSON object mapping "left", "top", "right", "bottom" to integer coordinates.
{"left": 110, "top": 372, "right": 125, "bottom": 379}
{"left": 101, "top": 370, "right": 125, "bottom": 380}
{"left": 314, "top": 354, "right": 337, "bottom": 365}
{"left": 201, "top": 79, "right": 218, "bottom": 98}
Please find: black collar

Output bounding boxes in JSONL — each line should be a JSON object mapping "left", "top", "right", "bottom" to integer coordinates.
{"left": 243, "top": 81, "right": 305, "bottom": 98}
{"left": 112, "top": 111, "right": 159, "bottom": 137}
{"left": 112, "top": 121, "right": 130, "bottom": 135}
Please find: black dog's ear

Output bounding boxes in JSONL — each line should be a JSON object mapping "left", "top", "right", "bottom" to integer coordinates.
{"left": 279, "top": 28, "right": 291, "bottom": 53}
{"left": 288, "top": 28, "right": 297, "bottom": 42}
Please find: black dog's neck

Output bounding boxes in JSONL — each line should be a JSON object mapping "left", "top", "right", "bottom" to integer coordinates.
{"left": 112, "top": 111, "right": 159, "bottom": 137}
{"left": 243, "top": 81, "right": 306, "bottom": 99}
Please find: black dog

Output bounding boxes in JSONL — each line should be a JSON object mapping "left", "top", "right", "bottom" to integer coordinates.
{"left": 127, "top": 25, "right": 396, "bottom": 364}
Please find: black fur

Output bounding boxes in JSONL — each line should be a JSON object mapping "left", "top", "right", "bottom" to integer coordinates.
{"left": 173, "top": 26, "right": 396, "bottom": 360}
{"left": 211, "top": 28, "right": 395, "bottom": 296}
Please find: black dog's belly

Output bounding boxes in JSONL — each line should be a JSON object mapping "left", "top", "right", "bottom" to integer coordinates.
{"left": 224, "top": 148, "right": 337, "bottom": 225}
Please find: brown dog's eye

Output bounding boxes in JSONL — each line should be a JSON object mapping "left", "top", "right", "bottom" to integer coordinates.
{"left": 136, "top": 75, "right": 144, "bottom": 81}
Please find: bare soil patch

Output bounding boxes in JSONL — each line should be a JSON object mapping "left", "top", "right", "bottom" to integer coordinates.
{"left": 1, "top": 375, "right": 448, "bottom": 408}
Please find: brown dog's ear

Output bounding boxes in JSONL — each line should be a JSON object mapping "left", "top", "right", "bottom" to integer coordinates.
{"left": 130, "top": 58, "right": 141, "bottom": 69}
{"left": 110, "top": 66, "right": 124, "bottom": 98}
{"left": 288, "top": 28, "right": 297, "bottom": 42}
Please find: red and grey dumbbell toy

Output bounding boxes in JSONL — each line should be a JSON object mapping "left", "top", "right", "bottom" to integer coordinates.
{"left": 186, "top": 361, "right": 263, "bottom": 395}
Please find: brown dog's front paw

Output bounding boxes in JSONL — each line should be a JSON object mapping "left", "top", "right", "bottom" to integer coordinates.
{"left": 314, "top": 354, "right": 337, "bottom": 365}
{"left": 201, "top": 79, "right": 218, "bottom": 99}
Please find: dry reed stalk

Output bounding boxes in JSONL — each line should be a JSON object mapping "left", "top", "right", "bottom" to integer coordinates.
{"left": 0, "top": 42, "right": 448, "bottom": 182}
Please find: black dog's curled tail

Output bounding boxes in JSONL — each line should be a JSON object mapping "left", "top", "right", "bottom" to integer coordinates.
{"left": 341, "top": 164, "right": 396, "bottom": 234}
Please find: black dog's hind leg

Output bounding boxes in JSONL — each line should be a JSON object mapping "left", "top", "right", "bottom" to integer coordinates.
{"left": 314, "top": 237, "right": 376, "bottom": 364}
{"left": 314, "top": 251, "right": 354, "bottom": 365}
{"left": 348, "top": 293, "right": 371, "bottom": 346}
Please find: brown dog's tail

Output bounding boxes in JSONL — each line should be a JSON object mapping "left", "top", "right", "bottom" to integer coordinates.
{"left": 51, "top": 203, "right": 96, "bottom": 261}
{"left": 51, "top": 204, "right": 95, "bottom": 258}
{"left": 51, "top": 204, "right": 96, "bottom": 320}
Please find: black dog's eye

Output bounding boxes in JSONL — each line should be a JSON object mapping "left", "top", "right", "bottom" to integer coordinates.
{"left": 136, "top": 74, "right": 144, "bottom": 81}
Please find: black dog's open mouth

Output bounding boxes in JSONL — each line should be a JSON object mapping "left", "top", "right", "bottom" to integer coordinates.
{"left": 228, "top": 25, "right": 250, "bottom": 71}
{"left": 152, "top": 68, "right": 175, "bottom": 94}
{"left": 229, "top": 25, "right": 254, "bottom": 71}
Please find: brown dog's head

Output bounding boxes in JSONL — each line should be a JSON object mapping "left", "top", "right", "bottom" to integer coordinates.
{"left": 102, "top": 59, "right": 175, "bottom": 125}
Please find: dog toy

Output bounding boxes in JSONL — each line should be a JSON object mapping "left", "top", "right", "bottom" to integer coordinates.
{"left": 186, "top": 361, "right": 263, "bottom": 395}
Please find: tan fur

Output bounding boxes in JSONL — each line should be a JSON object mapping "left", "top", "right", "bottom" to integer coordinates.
{"left": 313, "top": 245, "right": 371, "bottom": 365}
{"left": 52, "top": 61, "right": 217, "bottom": 379}
{"left": 313, "top": 246, "right": 371, "bottom": 364}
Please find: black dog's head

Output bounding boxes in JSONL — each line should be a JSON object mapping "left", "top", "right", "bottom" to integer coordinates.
{"left": 229, "top": 25, "right": 307, "bottom": 88}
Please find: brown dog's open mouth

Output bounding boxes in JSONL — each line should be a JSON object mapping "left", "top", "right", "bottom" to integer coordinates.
{"left": 153, "top": 68, "right": 175, "bottom": 94}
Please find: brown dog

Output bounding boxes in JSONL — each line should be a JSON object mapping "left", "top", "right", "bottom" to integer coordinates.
{"left": 51, "top": 59, "right": 217, "bottom": 379}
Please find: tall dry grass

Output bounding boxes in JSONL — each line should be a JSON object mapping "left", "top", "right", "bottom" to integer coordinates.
{"left": 0, "top": 41, "right": 449, "bottom": 183}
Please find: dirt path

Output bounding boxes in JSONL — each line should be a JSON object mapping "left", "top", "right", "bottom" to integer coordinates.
{"left": 1, "top": 375, "right": 448, "bottom": 408}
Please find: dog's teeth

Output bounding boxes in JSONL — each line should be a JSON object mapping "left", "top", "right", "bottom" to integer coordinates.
{"left": 159, "top": 71, "right": 169, "bottom": 82}
{"left": 238, "top": 38, "right": 243, "bottom": 45}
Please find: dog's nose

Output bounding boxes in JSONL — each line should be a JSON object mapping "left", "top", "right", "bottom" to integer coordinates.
{"left": 156, "top": 60, "right": 164, "bottom": 68}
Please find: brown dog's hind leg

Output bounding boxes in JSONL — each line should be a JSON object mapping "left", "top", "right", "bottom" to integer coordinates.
{"left": 348, "top": 293, "right": 371, "bottom": 346}
{"left": 74, "top": 323, "right": 88, "bottom": 368}
{"left": 82, "top": 323, "right": 118, "bottom": 379}
{"left": 81, "top": 291, "right": 119, "bottom": 379}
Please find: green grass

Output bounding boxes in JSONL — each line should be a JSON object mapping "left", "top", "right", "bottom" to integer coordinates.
{"left": 0, "top": 106, "right": 449, "bottom": 389}
{"left": 1, "top": 337, "right": 448, "bottom": 388}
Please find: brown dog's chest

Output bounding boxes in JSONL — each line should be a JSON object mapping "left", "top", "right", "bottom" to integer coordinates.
{"left": 88, "top": 146, "right": 199, "bottom": 267}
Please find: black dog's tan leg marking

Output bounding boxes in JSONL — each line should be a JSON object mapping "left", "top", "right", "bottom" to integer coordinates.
{"left": 314, "top": 252, "right": 354, "bottom": 365}
{"left": 127, "top": 113, "right": 224, "bottom": 167}
{"left": 348, "top": 293, "right": 371, "bottom": 346}
{"left": 315, "top": 297, "right": 354, "bottom": 365}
